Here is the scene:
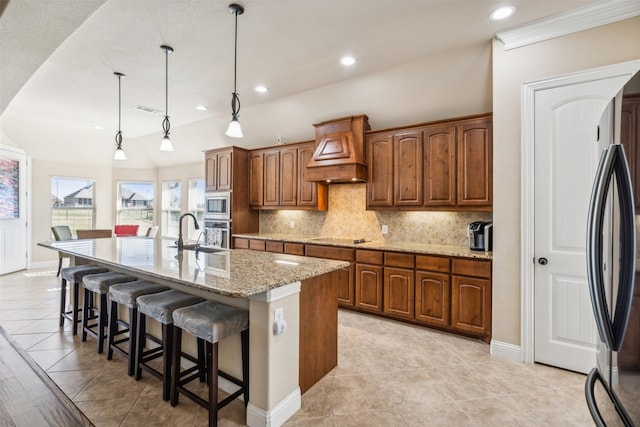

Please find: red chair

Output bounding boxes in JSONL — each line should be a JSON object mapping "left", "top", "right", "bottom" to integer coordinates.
{"left": 114, "top": 224, "right": 139, "bottom": 237}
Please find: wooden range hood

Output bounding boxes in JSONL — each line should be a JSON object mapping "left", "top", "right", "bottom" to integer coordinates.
{"left": 305, "top": 115, "right": 370, "bottom": 183}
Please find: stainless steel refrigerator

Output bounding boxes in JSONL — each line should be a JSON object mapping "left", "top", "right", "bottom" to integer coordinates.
{"left": 585, "top": 85, "right": 640, "bottom": 426}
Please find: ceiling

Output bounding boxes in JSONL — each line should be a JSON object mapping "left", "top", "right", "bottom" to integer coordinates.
{"left": 0, "top": 0, "right": 596, "bottom": 169}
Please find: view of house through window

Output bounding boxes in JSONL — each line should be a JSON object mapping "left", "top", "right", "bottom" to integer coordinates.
{"left": 188, "top": 179, "right": 205, "bottom": 240}
{"left": 51, "top": 177, "right": 96, "bottom": 236}
{"left": 116, "top": 181, "right": 154, "bottom": 236}
{"left": 161, "top": 180, "right": 181, "bottom": 238}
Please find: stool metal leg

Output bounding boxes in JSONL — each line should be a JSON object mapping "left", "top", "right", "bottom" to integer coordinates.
{"left": 135, "top": 311, "right": 146, "bottom": 381}
{"left": 162, "top": 323, "right": 173, "bottom": 401}
{"left": 106, "top": 300, "right": 117, "bottom": 360}
{"left": 208, "top": 341, "right": 218, "bottom": 427}
{"left": 72, "top": 282, "right": 80, "bottom": 335}
{"left": 81, "top": 288, "right": 90, "bottom": 342}
{"left": 170, "top": 326, "right": 182, "bottom": 407}
{"left": 198, "top": 338, "right": 206, "bottom": 382}
{"left": 241, "top": 329, "right": 249, "bottom": 407}
{"left": 97, "top": 294, "right": 108, "bottom": 353}
{"left": 59, "top": 279, "right": 67, "bottom": 327}
{"left": 128, "top": 307, "right": 138, "bottom": 376}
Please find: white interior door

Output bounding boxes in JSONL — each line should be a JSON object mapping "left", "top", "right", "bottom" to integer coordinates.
{"left": 0, "top": 145, "right": 28, "bottom": 274}
{"left": 533, "top": 76, "right": 631, "bottom": 373}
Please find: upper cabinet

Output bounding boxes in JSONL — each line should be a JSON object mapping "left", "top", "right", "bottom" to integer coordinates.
{"left": 249, "top": 141, "right": 328, "bottom": 210}
{"left": 366, "top": 114, "right": 492, "bottom": 211}
{"left": 205, "top": 148, "right": 232, "bottom": 192}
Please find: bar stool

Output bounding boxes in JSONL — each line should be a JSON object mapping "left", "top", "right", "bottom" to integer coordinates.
{"left": 106, "top": 281, "right": 170, "bottom": 376}
{"left": 81, "top": 272, "right": 137, "bottom": 354}
{"left": 171, "top": 300, "right": 249, "bottom": 427}
{"left": 135, "top": 290, "right": 205, "bottom": 400}
{"left": 59, "top": 265, "right": 109, "bottom": 335}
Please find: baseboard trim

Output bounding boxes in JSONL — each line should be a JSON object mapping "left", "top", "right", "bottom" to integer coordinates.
{"left": 246, "top": 387, "right": 301, "bottom": 427}
{"left": 490, "top": 340, "right": 522, "bottom": 362}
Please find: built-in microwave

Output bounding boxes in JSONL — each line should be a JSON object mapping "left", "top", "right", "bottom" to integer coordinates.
{"left": 205, "top": 191, "right": 231, "bottom": 219}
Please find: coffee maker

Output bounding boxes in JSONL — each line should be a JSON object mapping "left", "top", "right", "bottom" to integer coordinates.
{"left": 468, "top": 221, "right": 493, "bottom": 251}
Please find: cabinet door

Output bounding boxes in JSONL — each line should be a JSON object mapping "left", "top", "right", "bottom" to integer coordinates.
{"left": 415, "top": 271, "right": 450, "bottom": 327}
{"left": 298, "top": 143, "right": 320, "bottom": 208}
{"left": 249, "top": 152, "right": 264, "bottom": 207}
{"left": 451, "top": 275, "right": 491, "bottom": 336}
{"left": 216, "top": 150, "right": 232, "bottom": 191}
{"left": 205, "top": 152, "right": 217, "bottom": 191}
{"left": 394, "top": 131, "right": 423, "bottom": 206}
{"left": 337, "top": 264, "right": 355, "bottom": 307}
{"left": 383, "top": 267, "right": 414, "bottom": 319}
{"left": 263, "top": 149, "right": 280, "bottom": 206}
{"left": 423, "top": 124, "right": 456, "bottom": 207}
{"left": 355, "top": 264, "right": 383, "bottom": 313}
{"left": 456, "top": 119, "right": 492, "bottom": 207}
{"left": 367, "top": 133, "right": 394, "bottom": 208}
{"left": 279, "top": 147, "right": 298, "bottom": 206}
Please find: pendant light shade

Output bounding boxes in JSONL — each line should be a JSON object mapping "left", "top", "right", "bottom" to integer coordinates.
{"left": 160, "top": 45, "right": 174, "bottom": 151}
{"left": 113, "top": 72, "right": 127, "bottom": 160}
{"left": 225, "top": 3, "right": 244, "bottom": 138}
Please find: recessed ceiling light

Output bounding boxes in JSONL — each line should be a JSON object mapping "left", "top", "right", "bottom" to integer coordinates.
{"left": 93, "top": 125, "right": 104, "bottom": 130}
{"left": 490, "top": 5, "right": 515, "bottom": 20}
{"left": 255, "top": 85, "right": 268, "bottom": 93}
{"left": 195, "top": 105, "right": 208, "bottom": 111}
{"left": 340, "top": 56, "right": 356, "bottom": 66}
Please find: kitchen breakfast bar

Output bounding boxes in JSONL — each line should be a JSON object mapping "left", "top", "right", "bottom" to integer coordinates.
{"left": 39, "top": 237, "right": 349, "bottom": 427}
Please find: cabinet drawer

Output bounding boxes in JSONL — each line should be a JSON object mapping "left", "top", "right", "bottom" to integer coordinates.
{"left": 284, "top": 243, "right": 305, "bottom": 256}
{"left": 384, "top": 252, "right": 414, "bottom": 268}
{"left": 233, "top": 237, "right": 249, "bottom": 249}
{"left": 306, "top": 245, "right": 355, "bottom": 262}
{"left": 415, "top": 255, "right": 450, "bottom": 273}
{"left": 266, "top": 241, "right": 284, "bottom": 253}
{"left": 356, "top": 250, "right": 383, "bottom": 265}
{"left": 249, "top": 239, "right": 266, "bottom": 251}
{"left": 451, "top": 258, "right": 491, "bottom": 278}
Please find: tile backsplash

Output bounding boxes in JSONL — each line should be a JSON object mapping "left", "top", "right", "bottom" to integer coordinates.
{"left": 259, "top": 184, "right": 492, "bottom": 247}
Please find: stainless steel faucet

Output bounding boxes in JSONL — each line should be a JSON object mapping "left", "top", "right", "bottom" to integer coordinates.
{"left": 177, "top": 213, "right": 200, "bottom": 251}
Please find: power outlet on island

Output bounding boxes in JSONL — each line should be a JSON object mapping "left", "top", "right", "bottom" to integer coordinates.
{"left": 273, "top": 307, "right": 286, "bottom": 335}
{"left": 381, "top": 224, "right": 389, "bottom": 235}
{"left": 290, "top": 221, "right": 295, "bottom": 229}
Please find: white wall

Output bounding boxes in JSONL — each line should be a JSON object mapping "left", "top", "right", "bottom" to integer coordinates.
{"left": 492, "top": 16, "right": 640, "bottom": 346}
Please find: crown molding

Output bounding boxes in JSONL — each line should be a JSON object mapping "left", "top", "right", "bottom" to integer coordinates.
{"left": 496, "top": 0, "right": 640, "bottom": 50}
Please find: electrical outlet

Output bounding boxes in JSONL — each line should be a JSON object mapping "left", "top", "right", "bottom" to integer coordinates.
{"left": 273, "top": 308, "right": 286, "bottom": 335}
{"left": 382, "top": 224, "right": 389, "bottom": 234}
{"left": 290, "top": 221, "right": 295, "bottom": 229}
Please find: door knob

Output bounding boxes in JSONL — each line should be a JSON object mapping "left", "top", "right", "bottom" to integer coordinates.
{"left": 538, "top": 257, "right": 548, "bottom": 265}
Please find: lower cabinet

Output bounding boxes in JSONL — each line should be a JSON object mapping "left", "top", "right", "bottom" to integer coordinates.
{"left": 234, "top": 237, "right": 492, "bottom": 340}
{"left": 415, "top": 271, "right": 450, "bottom": 327}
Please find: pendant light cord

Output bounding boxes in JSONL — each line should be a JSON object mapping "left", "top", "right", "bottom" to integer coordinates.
{"left": 115, "top": 73, "right": 123, "bottom": 146}
{"left": 165, "top": 47, "right": 169, "bottom": 117}
{"left": 230, "top": 7, "right": 240, "bottom": 118}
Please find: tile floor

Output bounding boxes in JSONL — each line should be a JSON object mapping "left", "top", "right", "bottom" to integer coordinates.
{"left": 0, "top": 267, "right": 603, "bottom": 426}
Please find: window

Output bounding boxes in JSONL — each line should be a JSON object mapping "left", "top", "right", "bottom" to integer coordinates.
{"left": 161, "top": 180, "right": 181, "bottom": 238}
{"left": 187, "top": 179, "right": 205, "bottom": 240}
{"left": 51, "top": 177, "right": 96, "bottom": 236}
{"left": 117, "top": 181, "right": 154, "bottom": 236}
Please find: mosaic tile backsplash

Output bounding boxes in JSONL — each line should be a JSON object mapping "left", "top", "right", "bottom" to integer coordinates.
{"left": 259, "top": 184, "right": 492, "bottom": 246}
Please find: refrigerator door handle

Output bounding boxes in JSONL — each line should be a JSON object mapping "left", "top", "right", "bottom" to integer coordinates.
{"left": 611, "top": 144, "right": 636, "bottom": 351}
{"left": 587, "top": 146, "right": 617, "bottom": 348}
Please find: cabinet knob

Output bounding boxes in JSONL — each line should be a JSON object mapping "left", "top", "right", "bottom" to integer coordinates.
{"left": 538, "top": 257, "right": 548, "bottom": 265}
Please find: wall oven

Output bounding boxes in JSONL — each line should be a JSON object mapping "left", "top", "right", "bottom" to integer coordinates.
{"left": 205, "top": 191, "right": 231, "bottom": 220}
{"left": 203, "top": 220, "right": 230, "bottom": 250}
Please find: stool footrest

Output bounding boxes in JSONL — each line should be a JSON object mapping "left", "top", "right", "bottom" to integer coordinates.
{"left": 218, "top": 370, "right": 243, "bottom": 388}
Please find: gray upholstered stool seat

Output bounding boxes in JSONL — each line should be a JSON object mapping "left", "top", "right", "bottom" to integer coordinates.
{"left": 59, "top": 265, "right": 109, "bottom": 335}
{"left": 135, "top": 290, "right": 205, "bottom": 401}
{"left": 81, "top": 272, "right": 137, "bottom": 354}
{"left": 106, "top": 281, "right": 169, "bottom": 375}
{"left": 170, "top": 301, "right": 249, "bottom": 427}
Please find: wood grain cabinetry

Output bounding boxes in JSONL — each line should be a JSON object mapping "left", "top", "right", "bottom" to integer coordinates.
{"left": 450, "top": 258, "right": 491, "bottom": 337}
{"left": 415, "top": 255, "right": 451, "bottom": 327}
{"left": 366, "top": 114, "right": 492, "bottom": 211}
{"left": 355, "top": 250, "right": 383, "bottom": 313}
{"left": 235, "top": 237, "right": 491, "bottom": 340}
{"left": 249, "top": 142, "right": 327, "bottom": 210}
{"left": 205, "top": 148, "right": 232, "bottom": 192}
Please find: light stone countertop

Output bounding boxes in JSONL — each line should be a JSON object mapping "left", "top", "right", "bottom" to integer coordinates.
{"left": 233, "top": 233, "right": 493, "bottom": 260}
{"left": 39, "top": 238, "right": 349, "bottom": 298}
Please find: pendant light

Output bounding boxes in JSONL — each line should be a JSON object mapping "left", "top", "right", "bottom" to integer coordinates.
{"left": 159, "top": 45, "right": 174, "bottom": 151}
{"left": 113, "top": 72, "right": 127, "bottom": 160}
{"left": 225, "top": 3, "right": 244, "bottom": 138}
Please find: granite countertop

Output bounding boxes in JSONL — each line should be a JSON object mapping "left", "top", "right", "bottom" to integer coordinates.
{"left": 233, "top": 233, "right": 493, "bottom": 260}
{"left": 39, "top": 238, "right": 349, "bottom": 298}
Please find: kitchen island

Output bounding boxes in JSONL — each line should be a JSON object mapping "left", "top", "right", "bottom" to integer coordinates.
{"left": 39, "top": 237, "right": 349, "bottom": 427}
